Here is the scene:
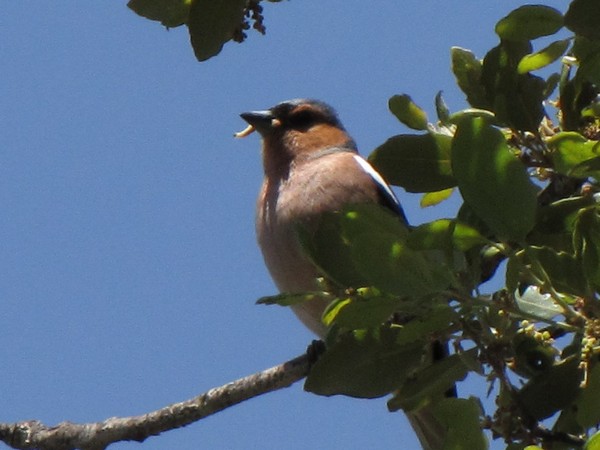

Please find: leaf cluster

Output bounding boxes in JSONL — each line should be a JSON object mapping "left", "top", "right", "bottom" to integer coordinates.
{"left": 127, "top": 0, "right": 281, "bottom": 61}
{"left": 126, "top": 1, "right": 600, "bottom": 448}
{"left": 260, "top": 3, "right": 600, "bottom": 449}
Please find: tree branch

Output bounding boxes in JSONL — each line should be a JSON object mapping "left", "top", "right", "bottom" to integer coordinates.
{"left": 0, "top": 348, "right": 318, "bottom": 450}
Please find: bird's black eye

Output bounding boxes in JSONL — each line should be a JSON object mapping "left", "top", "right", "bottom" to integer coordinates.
{"left": 288, "top": 110, "right": 317, "bottom": 129}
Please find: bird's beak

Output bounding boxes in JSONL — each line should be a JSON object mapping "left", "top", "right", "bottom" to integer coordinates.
{"left": 235, "top": 110, "right": 280, "bottom": 138}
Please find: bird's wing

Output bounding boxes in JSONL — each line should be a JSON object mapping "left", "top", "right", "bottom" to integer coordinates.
{"left": 352, "top": 155, "right": 408, "bottom": 224}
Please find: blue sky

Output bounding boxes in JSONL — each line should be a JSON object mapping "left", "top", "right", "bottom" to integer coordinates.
{"left": 1, "top": 1, "right": 567, "bottom": 449}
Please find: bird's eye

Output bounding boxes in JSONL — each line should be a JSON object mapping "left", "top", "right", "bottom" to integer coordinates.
{"left": 288, "top": 110, "right": 316, "bottom": 129}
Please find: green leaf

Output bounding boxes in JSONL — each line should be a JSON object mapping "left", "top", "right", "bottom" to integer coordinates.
{"left": 514, "top": 286, "right": 562, "bottom": 320}
{"left": 349, "top": 226, "right": 450, "bottom": 297}
{"left": 389, "top": 95, "right": 429, "bottom": 130}
{"left": 409, "top": 219, "right": 488, "bottom": 253}
{"left": 304, "top": 327, "right": 426, "bottom": 398}
{"left": 420, "top": 188, "right": 454, "bottom": 208}
{"left": 512, "top": 332, "right": 556, "bottom": 378}
{"left": 456, "top": 201, "right": 495, "bottom": 238}
{"left": 543, "top": 73, "right": 561, "bottom": 100}
{"left": 481, "top": 41, "right": 546, "bottom": 131}
{"left": 518, "top": 357, "right": 583, "bottom": 420}
{"left": 304, "top": 205, "right": 452, "bottom": 299}
{"left": 408, "top": 219, "right": 488, "bottom": 285}
{"left": 573, "top": 206, "right": 600, "bottom": 291}
{"left": 517, "top": 39, "right": 571, "bottom": 74}
{"left": 573, "top": 36, "right": 600, "bottom": 62}
{"left": 507, "top": 70, "right": 547, "bottom": 124}
{"left": 188, "top": 0, "right": 247, "bottom": 62}
{"left": 586, "top": 431, "right": 600, "bottom": 450}
{"left": 451, "top": 47, "right": 488, "bottom": 108}
{"left": 370, "top": 133, "right": 456, "bottom": 193}
{"left": 322, "top": 291, "right": 403, "bottom": 329}
{"left": 572, "top": 157, "right": 600, "bottom": 179}
{"left": 576, "top": 57, "right": 600, "bottom": 96}
{"left": 565, "top": 0, "right": 600, "bottom": 40}
{"left": 388, "top": 349, "right": 477, "bottom": 412}
{"left": 387, "top": 305, "right": 458, "bottom": 344}
{"left": 451, "top": 117, "right": 538, "bottom": 242}
{"left": 581, "top": 99, "right": 600, "bottom": 119}
{"left": 540, "top": 244, "right": 590, "bottom": 296}
{"left": 298, "top": 216, "right": 365, "bottom": 288}
{"left": 128, "top": 0, "right": 190, "bottom": 27}
{"left": 571, "top": 38, "right": 600, "bottom": 96}
{"left": 575, "top": 363, "right": 600, "bottom": 428}
{"left": 549, "top": 132, "right": 600, "bottom": 178}
{"left": 509, "top": 246, "right": 588, "bottom": 297}
{"left": 341, "top": 203, "right": 409, "bottom": 238}
{"left": 256, "top": 291, "right": 331, "bottom": 307}
{"left": 529, "top": 196, "right": 596, "bottom": 253}
{"left": 561, "top": 39, "right": 600, "bottom": 127}
{"left": 434, "top": 398, "right": 488, "bottom": 450}
{"left": 496, "top": 5, "right": 563, "bottom": 41}
{"left": 448, "top": 109, "right": 498, "bottom": 124}
{"left": 534, "top": 196, "right": 595, "bottom": 236}
{"left": 347, "top": 214, "right": 454, "bottom": 296}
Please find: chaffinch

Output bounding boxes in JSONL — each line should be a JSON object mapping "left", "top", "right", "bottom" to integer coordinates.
{"left": 236, "top": 98, "right": 407, "bottom": 336}
{"left": 236, "top": 99, "right": 446, "bottom": 450}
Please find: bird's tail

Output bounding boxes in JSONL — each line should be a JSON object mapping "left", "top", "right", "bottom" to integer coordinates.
{"left": 407, "top": 406, "right": 447, "bottom": 450}
{"left": 405, "top": 340, "right": 454, "bottom": 449}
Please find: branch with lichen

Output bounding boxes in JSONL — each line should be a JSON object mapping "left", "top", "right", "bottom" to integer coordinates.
{"left": 0, "top": 348, "right": 320, "bottom": 450}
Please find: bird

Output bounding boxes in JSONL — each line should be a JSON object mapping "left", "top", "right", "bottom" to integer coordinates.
{"left": 236, "top": 99, "right": 447, "bottom": 449}
{"left": 235, "top": 98, "right": 408, "bottom": 336}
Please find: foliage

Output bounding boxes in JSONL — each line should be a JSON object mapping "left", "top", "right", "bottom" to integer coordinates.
{"left": 127, "top": 0, "right": 279, "bottom": 61}
{"left": 129, "top": 0, "right": 600, "bottom": 448}
{"left": 257, "top": 1, "right": 600, "bottom": 448}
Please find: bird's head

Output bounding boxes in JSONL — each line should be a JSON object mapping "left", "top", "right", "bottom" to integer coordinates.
{"left": 236, "top": 99, "right": 357, "bottom": 175}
